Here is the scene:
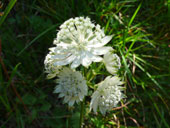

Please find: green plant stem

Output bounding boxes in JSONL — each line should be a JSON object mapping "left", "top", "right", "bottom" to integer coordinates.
{"left": 79, "top": 99, "right": 85, "bottom": 128}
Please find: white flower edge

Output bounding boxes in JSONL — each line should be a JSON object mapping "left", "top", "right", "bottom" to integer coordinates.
{"left": 103, "top": 49, "right": 121, "bottom": 75}
{"left": 44, "top": 53, "right": 63, "bottom": 79}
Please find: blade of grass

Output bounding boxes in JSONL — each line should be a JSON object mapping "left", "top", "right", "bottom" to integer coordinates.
{"left": 128, "top": 1, "right": 142, "bottom": 27}
{"left": 104, "top": 18, "right": 110, "bottom": 33}
{"left": 128, "top": 56, "right": 167, "bottom": 95}
{"left": 129, "top": 54, "right": 160, "bottom": 70}
{"left": 0, "top": 0, "right": 17, "bottom": 27}
{"left": 119, "top": 48, "right": 134, "bottom": 87}
{"left": 122, "top": 1, "right": 142, "bottom": 50}
{"left": 148, "top": 93, "right": 169, "bottom": 128}
{"left": 34, "top": 5, "right": 63, "bottom": 21}
{"left": 6, "top": 63, "right": 21, "bottom": 88}
{"left": 153, "top": 110, "right": 161, "bottom": 128}
{"left": 0, "top": 96, "right": 11, "bottom": 111}
{"left": 7, "top": 63, "right": 21, "bottom": 87}
{"left": 17, "top": 24, "right": 59, "bottom": 56}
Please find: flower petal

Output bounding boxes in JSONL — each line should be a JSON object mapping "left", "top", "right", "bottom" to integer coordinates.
{"left": 71, "top": 56, "right": 81, "bottom": 69}
{"left": 69, "top": 99, "right": 76, "bottom": 106}
{"left": 102, "top": 35, "right": 113, "bottom": 45}
{"left": 87, "top": 35, "right": 113, "bottom": 48}
{"left": 91, "top": 55, "right": 103, "bottom": 62}
{"left": 53, "top": 55, "right": 76, "bottom": 66}
{"left": 54, "top": 86, "right": 61, "bottom": 93}
{"left": 81, "top": 51, "right": 92, "bottom": 67}
{"left": 91, "top": 46, "right": 112, "bottom": 55}
{"left": 51, "top": 53, "right": 71, "bottom": 60}
{"left": 99, "top": 107, "right": 106, "bottom": 115}
{"left": 90, "top": 96, "right": 99, "bottom": 113}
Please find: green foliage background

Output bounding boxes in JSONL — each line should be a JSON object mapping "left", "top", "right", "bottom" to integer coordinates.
{"left": 0, "top": 0, "right": 170, "bottom": 128}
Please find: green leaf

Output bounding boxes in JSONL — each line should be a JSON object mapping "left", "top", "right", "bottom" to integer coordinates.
{"left": 21, "top": 94, "right": 37, "bottom": 105}
{"left": 39, "top": 102, "right": 51, "bottom": 112}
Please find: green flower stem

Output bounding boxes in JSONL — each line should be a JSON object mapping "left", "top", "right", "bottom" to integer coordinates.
{"left": 79, "top": 98, "right": 85, "bottom": 128}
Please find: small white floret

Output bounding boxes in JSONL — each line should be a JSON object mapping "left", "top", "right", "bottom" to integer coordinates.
{"left": 103, "top": 50, "right": 121, "bottom": 75}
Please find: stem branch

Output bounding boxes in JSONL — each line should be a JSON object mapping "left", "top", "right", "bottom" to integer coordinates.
{"left": 79, "top": 99, "right": 85, "bottom": 128}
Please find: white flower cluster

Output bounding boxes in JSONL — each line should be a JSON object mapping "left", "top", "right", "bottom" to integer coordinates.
{"left": 44, "top": 17, "right": 125, "bottom": 114}
{"left": 90, "top": 76, "right": 125, "bottom": 115}
{"left": 53, "top": 68, "right": 88, "bottom": 106}
{"left": 50, "top": 17, "right": 113, "bottom": 68}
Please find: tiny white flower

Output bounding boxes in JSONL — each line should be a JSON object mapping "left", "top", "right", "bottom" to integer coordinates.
{"left": 103, "top": 50, "right": 121, "bottom": 75}
{"left": 54, "top": 67, "right": 88, "bottom": 106}
{"left": 90, "top": 76, "right": 125, "bottom": 115}
{"left": 51, "top": 17, "right": 113, "bottom": 68}
{"left": 44, "top": 52, "right": 62, "bottom": 79}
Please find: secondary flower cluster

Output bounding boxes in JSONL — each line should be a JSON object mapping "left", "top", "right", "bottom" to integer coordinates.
{"left": 44, "top": 17, "right": 125, "bottom": 115}
{"left": 90, "top": 76, "right": 125, "bottom": 115}
{"left": 53, "top": 67, "right": 88, "bottom": 106}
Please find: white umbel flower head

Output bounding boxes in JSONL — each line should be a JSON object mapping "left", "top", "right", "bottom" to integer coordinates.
{"left": 44, "top": 51, "right": 62, "bottom": 79}
{"left": 103, "top": 50, "right": 121, "bottom": 75}
{"left": 54, "top": 67, "right": 88, "bottom": 106}
{"left": 51, "top": 17, "right": 113, "bottom": 68}
{"left": 90, "top": 76, "right": 125, "bottom": 115}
